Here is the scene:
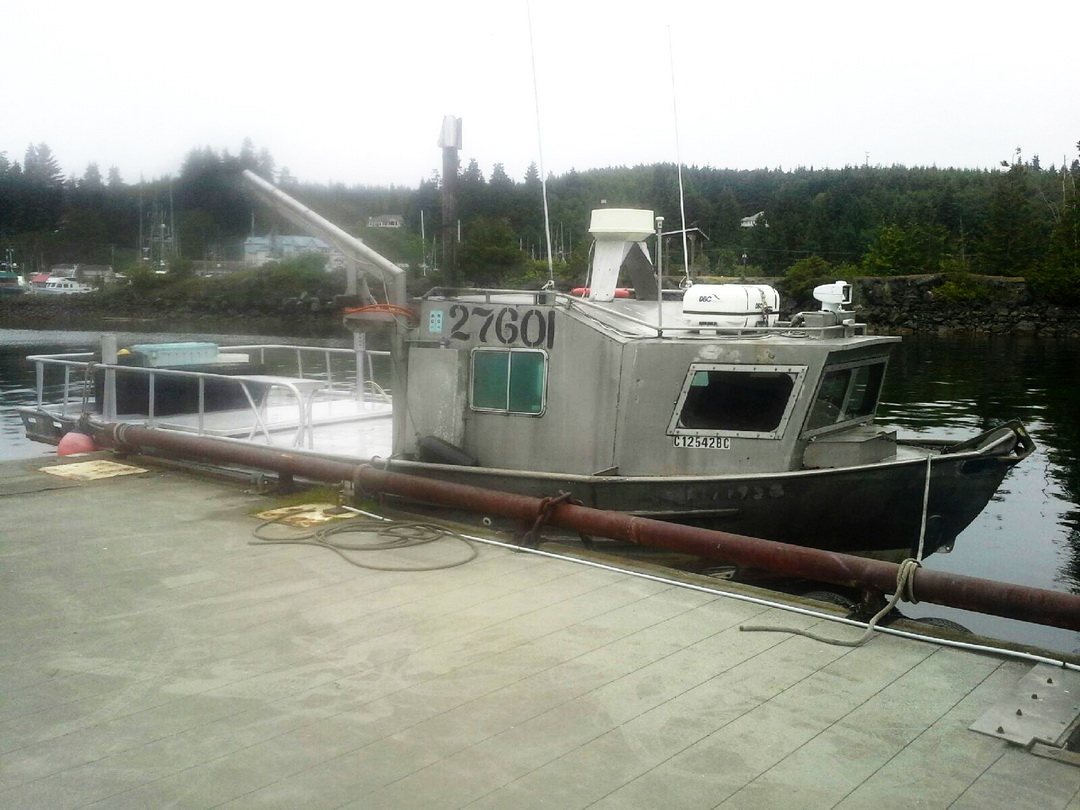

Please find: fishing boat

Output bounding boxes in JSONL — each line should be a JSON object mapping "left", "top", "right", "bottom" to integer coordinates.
{"left": 18, "top": 171, "right": 1034, "bottom": 559}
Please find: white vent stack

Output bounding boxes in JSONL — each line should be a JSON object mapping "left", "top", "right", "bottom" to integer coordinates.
{"left": 587, "top": 208, "right": 654, "bottom": 301}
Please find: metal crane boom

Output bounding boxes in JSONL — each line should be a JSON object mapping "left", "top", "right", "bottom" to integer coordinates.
{"left": 241, "top": 169, "right": 407, "bottom": 307}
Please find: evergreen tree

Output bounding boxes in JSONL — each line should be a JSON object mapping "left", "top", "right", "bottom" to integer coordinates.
{"left": 978, "top": 164, "right": 1044, "bottom": 275}
{"left": 23, "top": 142, "right": 63, "bottom": 187}
{"left": 489, "top": 163, "right": 512, "bottom": 189}
{"left": 81, "top": 163, "right": 103, "bottom": 189}
{"left": 863, "top": 223, "right": 947, "bottom": 276}
{"left": 1028, "top": 150, "right": 1080, "bottom": 304}
{"left": 255, "top": 147, "right": 275, "bottom": 181}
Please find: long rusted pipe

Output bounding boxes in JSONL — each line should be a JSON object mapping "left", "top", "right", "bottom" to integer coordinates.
{"left": 93, "top": 422, "right": 1080, "bottom": 633}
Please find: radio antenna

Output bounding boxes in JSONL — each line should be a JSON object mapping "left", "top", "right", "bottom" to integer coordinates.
{"left": 668, "top": 26, "right": 691, "bottom": 287}
{"left": 527, "top": 0, "right": 556, "bottom": 285}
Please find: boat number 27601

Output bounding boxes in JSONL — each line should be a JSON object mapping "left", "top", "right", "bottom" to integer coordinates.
{"left": 442, "top": 304, "right": 556, "bottom": 348}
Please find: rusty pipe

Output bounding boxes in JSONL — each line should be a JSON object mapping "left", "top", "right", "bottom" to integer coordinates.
{"left": 93, "top": 422, "right": 1080, "bottom": 633}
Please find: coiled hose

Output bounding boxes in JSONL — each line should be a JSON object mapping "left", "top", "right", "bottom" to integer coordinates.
{"left": 251, "top": 512, "right": 478, "bottom": 571}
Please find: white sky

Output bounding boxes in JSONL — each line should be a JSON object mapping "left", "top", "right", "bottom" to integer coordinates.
{"left": 4, "top": 0, "right": 1077, "bottom": 188}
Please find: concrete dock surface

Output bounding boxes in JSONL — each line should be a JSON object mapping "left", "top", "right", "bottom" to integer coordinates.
{"left": 1, "top": 453, "right": 1078, "bottom": 809}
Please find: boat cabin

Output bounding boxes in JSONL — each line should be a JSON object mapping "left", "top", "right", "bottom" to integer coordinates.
{"left": 356, "top": 208, "right": 901, "bottom": 479}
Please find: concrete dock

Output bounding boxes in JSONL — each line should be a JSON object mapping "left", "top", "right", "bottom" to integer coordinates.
{"left": 1, "top": 454, "right": 1078, "bottom": 809}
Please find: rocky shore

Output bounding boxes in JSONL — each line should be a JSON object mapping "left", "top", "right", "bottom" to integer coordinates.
{"left": 3, "top": 274, "right": 1079, "bottom": 337}
{"left": 0, "top": 290, "right": 357, "bottom": 336}
{"left": 852, "top": 275, "right": 1080, "bottom": 338}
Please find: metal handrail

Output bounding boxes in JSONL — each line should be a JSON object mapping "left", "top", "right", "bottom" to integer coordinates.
{"left": 27, "top": 344, "right": 390, "bottom": 444}
{"left": 420, "top": 287, "right": 870, "bottom": 339}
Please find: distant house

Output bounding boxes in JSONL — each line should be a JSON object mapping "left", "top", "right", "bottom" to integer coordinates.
{"left": 243, "top": 234, "right": 344, "bottom": 269}
{"left": 366, "top": 214, "right": 404, "bottom": 229}
{"left": 78, "top": 265, "right": 114, "bottom": 283}
{"left": 740, "top": 212, "right": 768, "bottom": 228}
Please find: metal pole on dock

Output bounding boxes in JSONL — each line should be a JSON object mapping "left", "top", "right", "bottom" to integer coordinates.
{"left": 100, "top": 334, "right": 118, "bottom": 421}
{"left": 91, "top": 421, "right": 1080, "bottom": 634}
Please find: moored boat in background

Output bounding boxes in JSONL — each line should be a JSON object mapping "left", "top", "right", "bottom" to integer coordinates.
{"left": 42, "top": 276, "right": 95, "bottom": 294}
{"left": 0, "top": 270, "right": 26, "bottom": 296}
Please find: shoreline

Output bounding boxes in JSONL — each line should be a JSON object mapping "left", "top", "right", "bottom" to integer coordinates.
{"left": 3, "top": 273, "right": 1080, "bottom": 338}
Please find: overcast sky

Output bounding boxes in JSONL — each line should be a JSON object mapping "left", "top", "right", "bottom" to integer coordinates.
{"left": 4, "top": 0, "right": 1077, "bottom": 189}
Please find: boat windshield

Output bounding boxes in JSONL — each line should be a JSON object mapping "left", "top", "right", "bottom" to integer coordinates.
{"left": 804, "top": 359, "right": 886, "bottom": 434}
{"left": 668, "top": 364, "right": 806, "bottom": 439}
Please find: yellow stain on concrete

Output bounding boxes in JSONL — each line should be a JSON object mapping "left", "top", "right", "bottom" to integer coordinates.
{"left": 254, "top": 503, "right": 349, "bottom": 528}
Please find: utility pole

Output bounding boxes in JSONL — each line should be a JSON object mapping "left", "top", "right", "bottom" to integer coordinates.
{"left": 438, "top": 116, "right": 461, "bottom": 287}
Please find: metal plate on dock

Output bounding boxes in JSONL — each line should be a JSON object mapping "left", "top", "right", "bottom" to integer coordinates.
{"left": 970, "top": 663, "right": 1080, "bottom": 747}
{"left": 39, "top": 460, "right": 149, "bottom": 481}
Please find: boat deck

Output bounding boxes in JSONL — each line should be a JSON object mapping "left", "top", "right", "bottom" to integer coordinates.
{"left": 153, "top": 397, "right": 394, "bottom": 458}
{"left": 32, "top": 396, "right": 395, "bottom": 459}
{"left": 1, "top": 455, "right": 1077, "bottom": 809}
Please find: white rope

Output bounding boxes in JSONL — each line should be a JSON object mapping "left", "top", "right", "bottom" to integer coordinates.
{"left": 916, "top": 452, "right": 932, "bottom": 561}
{"left": 739, "top": 559, "right": 921, "bottom": 647}
{"left": 740, "top": 455, "right": 935, "bottom": 647}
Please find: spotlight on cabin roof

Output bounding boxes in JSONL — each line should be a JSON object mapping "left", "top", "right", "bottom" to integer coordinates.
{"left": 814, "top": 281, "right": 853, "bottom": 313}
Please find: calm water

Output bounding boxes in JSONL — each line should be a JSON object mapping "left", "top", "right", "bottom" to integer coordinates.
{"left": 874, "top": 334, "right": 1080, "bottom": 655}
{"left": 2, "top": 327, "right": 1078, "bottom": 655}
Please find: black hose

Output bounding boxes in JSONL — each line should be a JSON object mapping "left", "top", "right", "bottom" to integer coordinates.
{"left": 250, "top": 513, "right": 478, "bottom": 571}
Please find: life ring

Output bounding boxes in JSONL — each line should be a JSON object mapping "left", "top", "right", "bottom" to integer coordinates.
{"left": 570, "top": 287, "right": 631, "bottom": 298}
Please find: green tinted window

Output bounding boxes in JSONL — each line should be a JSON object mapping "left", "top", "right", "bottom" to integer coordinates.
{"left": 472, "top": 351, "right": 509, "bottom": 410}
{"left": 472, "top": 350, "right": 546, "bottom": 414}
{"left": 508, "top": 352, "right": 545, "bottom": 413}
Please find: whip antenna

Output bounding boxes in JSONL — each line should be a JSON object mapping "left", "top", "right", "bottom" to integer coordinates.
{"left": 527, "top": 0, "right": 556, "bottom": 284}
{"left": 669, "top": 26, "right": 691, "bottom": 287}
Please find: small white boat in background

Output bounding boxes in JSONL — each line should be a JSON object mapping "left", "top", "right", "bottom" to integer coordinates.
{"left": 42, "top": 276, "right": 95, "bottom": 294}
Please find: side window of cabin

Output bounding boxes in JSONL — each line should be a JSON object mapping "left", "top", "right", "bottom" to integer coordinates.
{"left": 471, "top": 349, "right": 546, "bottom": 415}
{"left": 669, "top": 364, "right": 805, "bottom": 439}
{"left": 804, "top": 360, "right": 886, "bottom": 434}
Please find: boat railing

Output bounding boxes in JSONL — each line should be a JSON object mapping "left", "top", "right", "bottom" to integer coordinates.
{"left": 26, "top": 344, "right": 391, "bottom": 448}
{"left": 421, "top": 287, "right": 868, "bottom": 339}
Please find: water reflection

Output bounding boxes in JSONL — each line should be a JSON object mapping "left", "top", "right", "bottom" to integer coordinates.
{"left": 877, "top": 334, "right": 1080, "bottom": 654}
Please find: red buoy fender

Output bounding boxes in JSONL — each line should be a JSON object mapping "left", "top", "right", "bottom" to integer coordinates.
{"left": 58, "top": 429, "right": 96, "bottom": 456}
